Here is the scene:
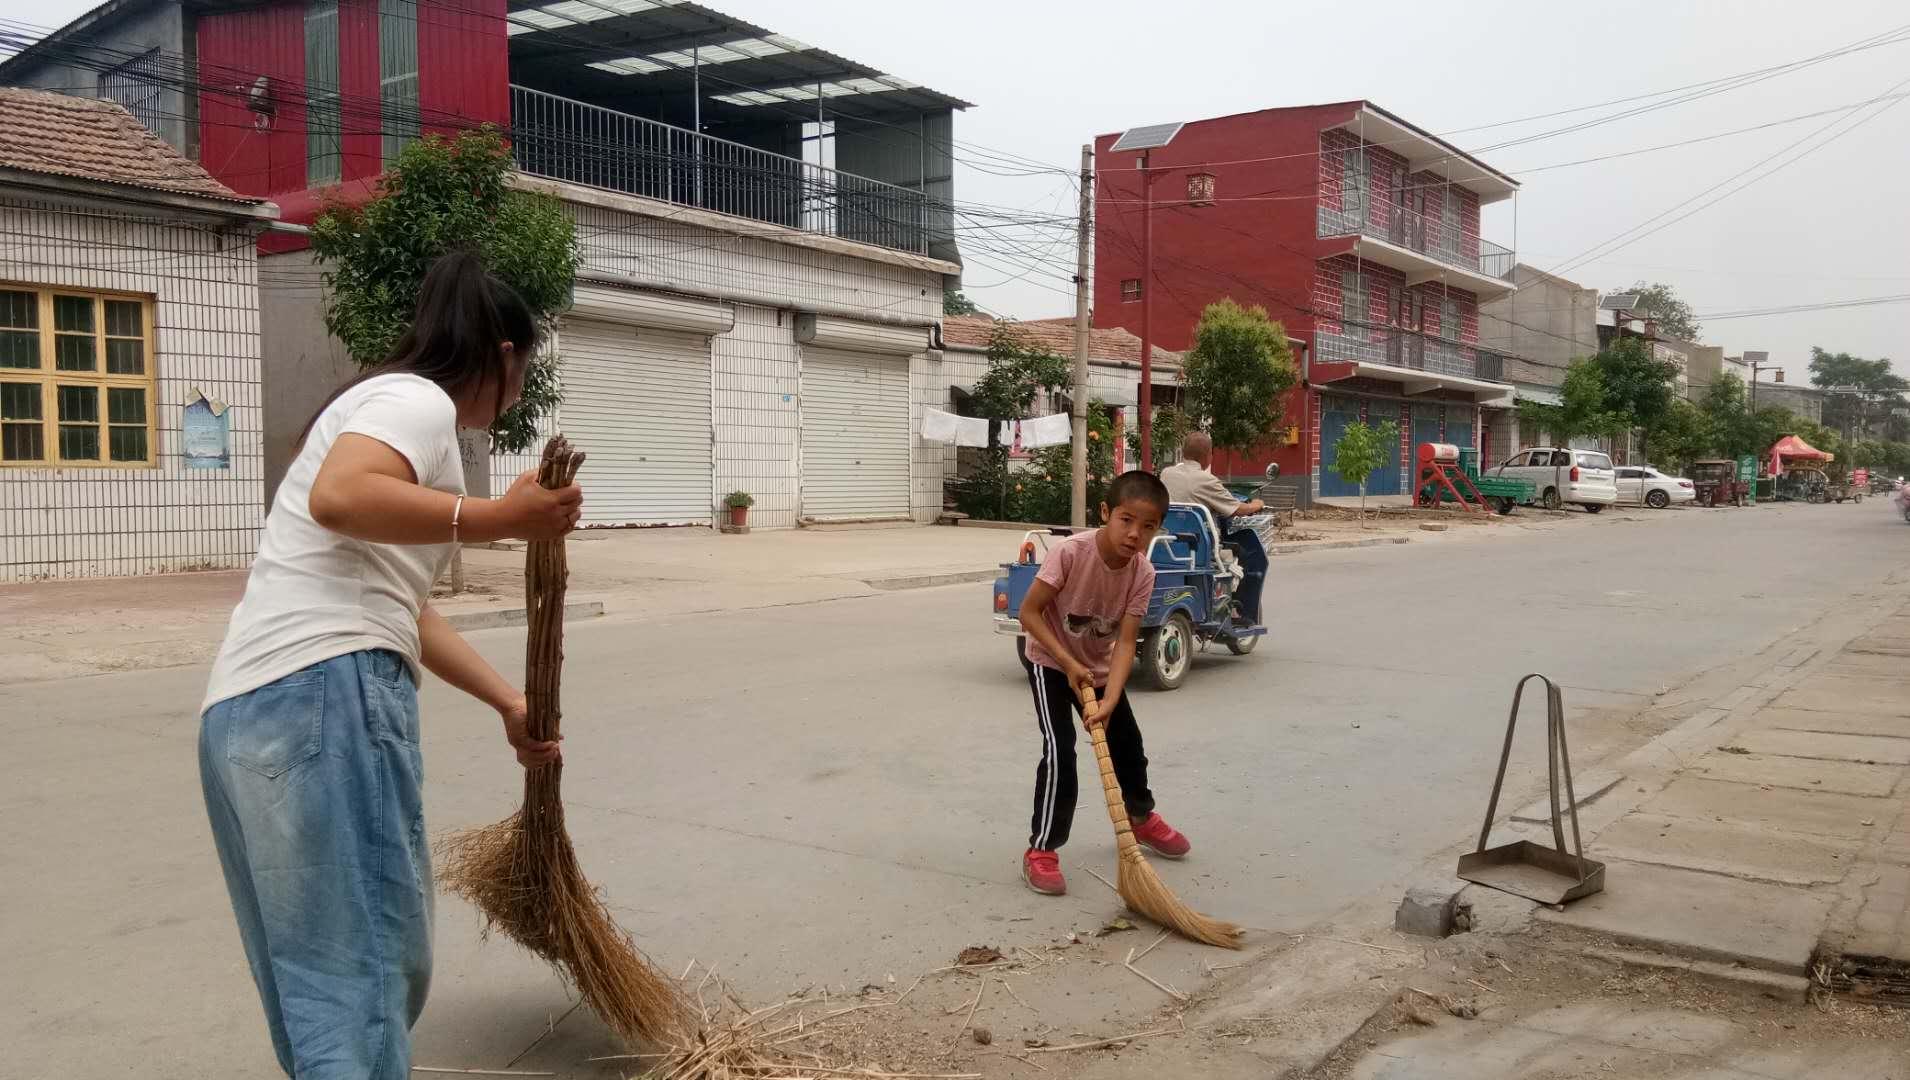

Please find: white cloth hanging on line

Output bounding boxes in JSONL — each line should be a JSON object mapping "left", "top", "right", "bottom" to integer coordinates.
{"left": 1023, "top": 412, "right": 1072, "bottom": 449}
{"left": 923, "top": 408, "right": 994, "bottom": 448}
{"left": 919, "top": 407, "right": 960, "bottom": 445}
{"left": 954, "top": 415, "right": 991, "bottom": 447}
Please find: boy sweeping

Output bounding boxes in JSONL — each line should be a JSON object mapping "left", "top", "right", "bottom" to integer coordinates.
{"left": 1017, "top": 470, "right": 1191, "bottom": 895}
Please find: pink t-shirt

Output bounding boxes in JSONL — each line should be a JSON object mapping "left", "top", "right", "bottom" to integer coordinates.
{"left": 1024, "top": 530, "right": 1156, "bottom": 683}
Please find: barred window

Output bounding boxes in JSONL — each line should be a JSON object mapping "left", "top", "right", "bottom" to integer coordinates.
{"left": 379, "top": 0, "right": 420, "bottom": 164}
{"left": 305, "top": 0, "right": 342, "bottom": 185}
{"left": 0, "top": 286, "right": 156, "bottom": 467}
{"left": 100, "top": 48, "right": 164, "bottom": 134}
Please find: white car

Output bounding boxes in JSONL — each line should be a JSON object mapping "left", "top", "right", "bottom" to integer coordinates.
{"left": 1492, "top": 447, "right": 1619, "bottom": 512}
{"left": 1615, "top": 466, "right": 1696, "bottom": 509}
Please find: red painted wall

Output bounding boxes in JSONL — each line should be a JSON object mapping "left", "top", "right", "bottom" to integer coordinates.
{"left": 197, "top": 5, "right": 308, "bottom": 199}
{"left": 1095, "top": 103, "right": 1361, "bottom": 484}
{"left": 198, "top": 0, "right": 510, "bottom": 231}
{"left": 418, "top": 0, "right": 510, "bottom": 140}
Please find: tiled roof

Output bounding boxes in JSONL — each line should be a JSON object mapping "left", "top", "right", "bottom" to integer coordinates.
{"left": 0, "top": 87, "right": 260, "bottom": 203}
{"left": 942, "top": 314, "right": 1182, "bottom": 366}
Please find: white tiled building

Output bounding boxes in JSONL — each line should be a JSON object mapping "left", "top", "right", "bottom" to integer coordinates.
{"left": 471, "top": 178, "right": 954, "bottom": 532}
{"left": 0, "top": 88, "right": 276, "bottom": 580}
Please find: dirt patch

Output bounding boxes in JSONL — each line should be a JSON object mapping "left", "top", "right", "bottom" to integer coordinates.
{"left": 1307, "top": 930, "right": 1910, "bottom": 1080}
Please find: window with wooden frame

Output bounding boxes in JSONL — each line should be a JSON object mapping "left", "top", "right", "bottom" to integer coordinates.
{"left": 0, "top": 285, "right": 157, "bottom": 468}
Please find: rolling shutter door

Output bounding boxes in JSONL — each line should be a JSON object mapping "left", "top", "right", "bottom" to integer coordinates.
{"left": 800, "top": 347, "right": 910, "bottom": 519}
{"left": 560, "top": 320, "right": 712, "bottom": 525}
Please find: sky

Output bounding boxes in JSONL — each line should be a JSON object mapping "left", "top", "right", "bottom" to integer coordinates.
{"left": 28, "top": 0, "right": 1910, "bottom": 381}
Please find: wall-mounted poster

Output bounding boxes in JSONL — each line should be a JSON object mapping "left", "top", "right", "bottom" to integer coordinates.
{"left": 183, "top": 388, "right": 230, "bottom": 470}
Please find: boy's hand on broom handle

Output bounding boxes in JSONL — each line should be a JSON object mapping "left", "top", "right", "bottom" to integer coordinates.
{"left": 1077, "top": 680, "right": 1108, "bottom": 730}
{"left": 501, "top": 693, "right": 562, "bottom": 768}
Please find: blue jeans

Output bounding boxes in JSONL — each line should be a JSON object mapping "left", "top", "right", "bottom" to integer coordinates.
{"left": 200, "top": 650, "right": 432, "bottom": 1079}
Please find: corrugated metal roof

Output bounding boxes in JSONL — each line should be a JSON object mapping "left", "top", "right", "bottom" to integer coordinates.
{"left": 0, "top": 87, "right": 262, "bottom": 204}
{"left": 506, "top": 0, "right": 971, "bottom": 115}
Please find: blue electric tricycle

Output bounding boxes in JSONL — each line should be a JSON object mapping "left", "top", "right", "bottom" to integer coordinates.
{"left": 990, "top": 465, "right": 1280, "bottom": 690}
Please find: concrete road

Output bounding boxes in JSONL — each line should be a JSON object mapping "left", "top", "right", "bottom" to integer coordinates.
{"left": 4, "top": 501, "right": 1905, "bottom": 1077}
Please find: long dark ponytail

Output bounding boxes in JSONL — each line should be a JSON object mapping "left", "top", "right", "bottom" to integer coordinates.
{"left": 299, "top": 250, "right": 539, "bottom": 444}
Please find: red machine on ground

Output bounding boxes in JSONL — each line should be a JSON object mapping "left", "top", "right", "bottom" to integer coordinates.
{"left": 1414, "top": 443, "right": 1488, "bottom": 513}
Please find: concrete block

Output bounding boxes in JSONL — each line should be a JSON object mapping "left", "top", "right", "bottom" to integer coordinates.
{"left": 1396, "top": 882, "right": 1470, "bottom": 938}
{"left": 1537, "top": 859, "right": 1835, "bottom": 975}
{"left": 1774, "top": 676, "right": 1910, "bottom": 718}
{"left": 1760, "top": 706, "right": 1910, "bottom": 739}
{"left": 1592, "top": 813, "right": 1858, "bottom": 887}
{"left": 1688, "top": 751, "right": 1903, "bottom": 797}
{"left": 1641, "top": 777, "right": 1894, "bottom": 840}
{"left": 1728, "top": 728, "right": 1910, "bottom": 766}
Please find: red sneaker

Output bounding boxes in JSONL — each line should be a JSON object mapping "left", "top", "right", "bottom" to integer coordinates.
{"left": 1022, "top": 848, "right": 1066, "bottom": 895}
{"left": 1132, "top": 813, "right": 1191, "bottom": 859}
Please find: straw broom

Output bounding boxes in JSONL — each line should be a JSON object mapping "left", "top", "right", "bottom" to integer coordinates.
{"left": 1076, "top": 683, "right": 1242, "bottom": 949}
{"left": 438, "top": 436, "right": 692, "bottom": 1047}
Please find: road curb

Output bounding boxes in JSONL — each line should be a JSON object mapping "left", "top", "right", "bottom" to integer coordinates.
{"left": 1270, "top": 536, "right": 1413, "bottom": 556}
{"left": 864, "top": 569, "right": 998, "bottom": 591}
{"left": 442, "top": 600, "right": 605, "bottom": 631}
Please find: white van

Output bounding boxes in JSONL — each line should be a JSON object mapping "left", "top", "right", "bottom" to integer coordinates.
{"left": 1492, "top": 447, "right": 1619, "bottom": 512}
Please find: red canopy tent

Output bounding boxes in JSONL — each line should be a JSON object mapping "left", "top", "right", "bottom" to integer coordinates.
{"left": 1769, "top": 434, "right": 1833, "bottom": 476}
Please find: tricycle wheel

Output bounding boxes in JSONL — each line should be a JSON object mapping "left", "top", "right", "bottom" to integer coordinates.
{"left": 1141, "top": 611, "right": 1195, "bottom": 691}
{"left": 1225, "top": 633, "right": 1259, "bottom": 656}
{"left": 1494, "top": 497, "right": 1515, "bottom": 516}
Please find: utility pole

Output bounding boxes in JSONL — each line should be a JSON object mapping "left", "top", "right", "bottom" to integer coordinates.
{"left": 1746, "top": 350, "right": 1772, "bottom": 414}
{"left": 1139, "top": 149, "right": 1157, "bottom": 471}
{"left": 1070, "top": 143, "right": 1093, "bottom": 528}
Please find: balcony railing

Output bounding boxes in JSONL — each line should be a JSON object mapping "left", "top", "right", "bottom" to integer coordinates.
{"left": 1315, "top": 319, "right": 1510, "bottom": 383}
{"left": 1317, "top": 197, "right": 1513, "bottom": 282}
{"left": 510, "top": 85, "right": 929, "bottom": 255}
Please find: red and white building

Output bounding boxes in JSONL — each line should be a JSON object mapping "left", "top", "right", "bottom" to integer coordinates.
{"left": 1093, "top": 102, "right": 1520, "bottom": 501}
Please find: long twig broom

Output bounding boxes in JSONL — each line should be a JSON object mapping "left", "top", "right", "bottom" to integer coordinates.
{"left": 439, "top": 436, "right": 692, "bottom": 1046}
{"left": 1077, "top": 683, "right": 1243, "bottom": 949}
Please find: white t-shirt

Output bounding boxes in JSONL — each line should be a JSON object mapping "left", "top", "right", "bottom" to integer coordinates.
{"left": 202, "top": 373, "right": 464, "bottom": 712}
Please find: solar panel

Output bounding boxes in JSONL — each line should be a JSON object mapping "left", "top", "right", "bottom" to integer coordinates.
{"left": 1598, "top": 293, "right": 1641, "bottom": 311}
{"left": 1111, "top": 122, "right": 1185, "bottom": 153}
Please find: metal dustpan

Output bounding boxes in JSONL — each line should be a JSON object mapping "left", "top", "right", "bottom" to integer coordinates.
{"left": 1457, "top": 674, "right": 1606, "bottom": 906}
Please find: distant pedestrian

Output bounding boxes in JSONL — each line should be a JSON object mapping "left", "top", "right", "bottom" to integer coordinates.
{"left": 197, "top": 252, "right": 581, "bottom": 1079}
{"left": 1016, "top": 469, "right": 1192, "bottom": 895}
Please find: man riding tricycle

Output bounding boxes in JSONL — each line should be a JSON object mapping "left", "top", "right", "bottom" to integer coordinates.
{"left": 991, "top": 459, "right": 1281, "bottom": 691}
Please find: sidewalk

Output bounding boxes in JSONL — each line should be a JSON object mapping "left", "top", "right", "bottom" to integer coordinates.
{"left": 1522, "top": 597, "right": 1910, "bottom": 997}
{"left": 1287, "top": 593, "right": 1910, "bottom": 1079}
{"left": 0, "top": 525, "right": 1013, "bottom": 684}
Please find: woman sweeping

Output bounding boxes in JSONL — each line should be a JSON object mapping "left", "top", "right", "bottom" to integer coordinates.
{"left": 198, "top": 251, "right": 583, "bottom": 1079}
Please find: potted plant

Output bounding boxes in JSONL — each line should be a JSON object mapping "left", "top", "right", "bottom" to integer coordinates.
{"left": 724, "top": 491, "right": 754, "bottom": 529}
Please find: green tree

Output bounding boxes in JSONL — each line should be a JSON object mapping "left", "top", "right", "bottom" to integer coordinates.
{"left": 1517, "top": 358, "right": 1621, "bottom": 449}
{"left": 1179, "top": 299, "right": 1299, "bottom": 454}
{"left": 1610, "top": 281, "right": 1700, "bottom": 341}
{"left": 1808, "top": 346, "right": 1906, "bottom": 439}
{"left": 1593, "top": 336, "right": 1683, "bottom": 461}
{"left": 1330, "top": 418, "right": 1400, "bottom": 526}
{"left": 1641, "top": 397, "right": 1711, "bottom": 477}
{"left": 943, "top": 289, "right": 980, "bottom": 316}
{"left": 311, "top": 129, "right": 579, "bottom": 453}
{"left": 951, "top": 323, "right": 1073, "bottom": 522}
